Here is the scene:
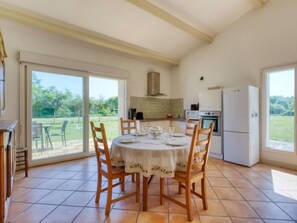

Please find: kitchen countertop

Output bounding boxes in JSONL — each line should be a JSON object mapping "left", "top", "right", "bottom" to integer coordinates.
{"left": 139, "top": 118, "right": 186, "bottom": 122}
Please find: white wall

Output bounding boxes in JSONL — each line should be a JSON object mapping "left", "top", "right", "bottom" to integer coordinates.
{"left": 0, "top": 18, "right": 171, "bottom": 122}
{"left": 171, "top": 0, "right": 297, "bottom": 169}
{"left": 171, "top": 0, "right": 297, "bottom": 108}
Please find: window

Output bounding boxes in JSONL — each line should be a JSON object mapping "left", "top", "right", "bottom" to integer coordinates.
{"left": 263, "top": 66, "right": 295, "bottom": 153}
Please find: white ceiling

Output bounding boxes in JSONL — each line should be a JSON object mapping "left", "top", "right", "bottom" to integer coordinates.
{"left": 0, "top": 0, "right": 264, "bottom": 61}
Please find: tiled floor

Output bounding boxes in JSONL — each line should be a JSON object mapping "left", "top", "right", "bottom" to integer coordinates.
{"left": 8, "top": 157, "right": 297, "bottom": 223}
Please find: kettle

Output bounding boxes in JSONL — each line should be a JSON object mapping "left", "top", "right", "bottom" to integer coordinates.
{"left": 136, "top": 112, "right": 144, "bottom": 120}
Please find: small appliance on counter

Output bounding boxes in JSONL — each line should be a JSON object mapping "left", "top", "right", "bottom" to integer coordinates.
{"left": 191, "top": 103, "right": 199, "bottom": 110}
{"left": 136, "top": 112, "right": 144, "bottom": 120}
{"left": 128, "top": 108, "right": 136, "bottom": 120}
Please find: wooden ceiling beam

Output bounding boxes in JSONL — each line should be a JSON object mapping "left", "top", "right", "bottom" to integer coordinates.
{"left": 127, "top": 0, "right": 213, "bottom": 43}
{"left": 0, "top": 6, "right": 179, "bottom": 66}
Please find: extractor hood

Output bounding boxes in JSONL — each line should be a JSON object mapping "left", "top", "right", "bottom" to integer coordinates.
{"left": 146, "top": 72, "right": 166, "bottom": 96}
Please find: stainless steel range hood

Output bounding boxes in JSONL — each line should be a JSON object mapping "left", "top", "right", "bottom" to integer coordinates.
{"left": 146, "top": 72, "right": 166, "bottom": 96}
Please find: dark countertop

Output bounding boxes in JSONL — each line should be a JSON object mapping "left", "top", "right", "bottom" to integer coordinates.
{"left": 139, "top": 118, "right": 186, "bottom": 122}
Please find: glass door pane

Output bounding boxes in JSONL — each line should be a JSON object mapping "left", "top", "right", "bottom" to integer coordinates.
{"left": 31, "top": 71, "right": 84, "bottom": 160}
{"left": 266, "top": 68, "right": 295, "bottom": 152}
{"left": 89, "top": 76, "right": 119, "bottom": 152}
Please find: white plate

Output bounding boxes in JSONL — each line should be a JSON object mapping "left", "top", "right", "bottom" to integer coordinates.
{"left": 169, "top": 133, "right": 185, "bottom": 137}
{"left": 133, "top": 132, "right": 148, "bottom": 136}
{"left": 166, "top": 139, "right": 187, "bottom": 146}
{"left": 120, "top": 138, "right": 136, "bottom": 143}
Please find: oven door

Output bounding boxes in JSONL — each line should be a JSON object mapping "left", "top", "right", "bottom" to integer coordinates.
{"left": 201, "top": 116, "right": 221, "bottom": 136}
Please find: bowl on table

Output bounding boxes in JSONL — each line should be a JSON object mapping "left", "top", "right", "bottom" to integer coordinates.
{"left": 149, "top": 126, "right": 163, "bottom": 138}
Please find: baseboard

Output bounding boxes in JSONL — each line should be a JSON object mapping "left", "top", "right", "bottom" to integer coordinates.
{"left": 209, "top": 152, "right": 223, "bottom": 159}
{"left": 261, "top": 158, "right": 297, "bottom": 171}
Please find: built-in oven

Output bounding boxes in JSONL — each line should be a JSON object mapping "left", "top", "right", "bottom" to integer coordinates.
{"left": 199, "top": 111, "right": 221, "bottom": 136}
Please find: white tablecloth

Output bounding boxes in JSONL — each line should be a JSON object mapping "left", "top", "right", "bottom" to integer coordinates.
{"left": 110, "top": 134, "right": 191, "bottom": 177}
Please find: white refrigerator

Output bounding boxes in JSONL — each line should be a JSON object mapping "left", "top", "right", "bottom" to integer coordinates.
{"left": 223, "top": 86, "right": 259, "bottom": 167}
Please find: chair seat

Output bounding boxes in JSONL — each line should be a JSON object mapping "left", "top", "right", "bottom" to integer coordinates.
{"left": 174, "top": 170, "right": 203, "bottom": 182}
{"left": 100, "top": 165, "right": 130, "bottom": 176}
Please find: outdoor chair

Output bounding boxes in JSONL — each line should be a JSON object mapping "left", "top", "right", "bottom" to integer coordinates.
{"left": 90, "top": 121, "right": 140, "bottom": 215}
{"left": 49, "top": 120, "right": 68, "bottom": 146}
{"left": 32, "top": 123, "right": 44, "bottom": 150}
{"left": 160, "top": 123, "right": 214, "bottom": 221}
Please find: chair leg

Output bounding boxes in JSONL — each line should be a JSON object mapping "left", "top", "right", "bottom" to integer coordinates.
{"left": 64, "top": 133, "right": 67, "bottom": 147}
{"left": 178, "top": 182, "right": 182, "bottom": 194}
{"left": 25, "top": 150, "right": 29, "bottom": 177}
{"left": 136, "top": 173, "right": 140, "bottom": 202}
{"left": 192, "top": 182, "right": 195, "bottom": 191}
{"left": 201, "top": 177, "right": 208, "bottom": 210}
{"left": 185, "top": 183, "right": 192, "bottom": 221}
{"left": 95, "top": 173, "right": 102, "bottom": 203}
{"left": 160, "top": 177, "right": 164, "bottom": 205}
{"left": 121, "top": 176, "right": 125, "bottom": 191}
{"left": 105, "top": 178, "right": 113, "bottom": 215}
{"left": 131, "top": 173, "right": 135, "bottom": 182}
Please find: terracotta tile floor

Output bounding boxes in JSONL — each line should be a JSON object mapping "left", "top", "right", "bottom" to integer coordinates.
{"left": 8, "top": 157, "right": 297, "bottom": 223}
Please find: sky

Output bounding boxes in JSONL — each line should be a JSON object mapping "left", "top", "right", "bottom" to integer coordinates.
{"left": 33, "top": 71, "right": 118, "bottom": 99}
{"left": 269, "top": 69, "right": 294, "bottom": 97}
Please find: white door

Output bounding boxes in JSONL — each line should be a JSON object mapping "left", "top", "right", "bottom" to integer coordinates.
{"left": 223, "top": 87, "right": 249, "bottom": 133}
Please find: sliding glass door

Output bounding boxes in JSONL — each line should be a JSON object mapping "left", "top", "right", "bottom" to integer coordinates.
{"left": 23, "top": 64, "right": 127, "bottom": 164}
{"left": 30, "top": 69, "right": 86, "bottom": 160}
{"left": 89, "top": 76, "right": 120, "bottom": 152}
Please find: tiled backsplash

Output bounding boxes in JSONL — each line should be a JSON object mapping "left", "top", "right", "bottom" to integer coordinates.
{"left": 130, "top": 97, "right": 184, "bottom": 119}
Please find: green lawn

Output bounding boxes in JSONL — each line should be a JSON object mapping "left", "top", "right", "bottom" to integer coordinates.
{"left": 33, "top": 116, "right": 119, "bottom": 143}
{"left": 269, "top": 115, "right": 294, "bottom": 143}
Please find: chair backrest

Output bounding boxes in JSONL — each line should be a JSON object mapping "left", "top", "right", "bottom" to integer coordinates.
{"left": 32, "top": 123, "right": 43, "bottom": 139}
{"left": 90, "top": 122, "right": 112, "bottom": 172}
{"left": 61, "top": 120, "right": 68, "bottom": 133}
{"left": 120, "top": 117, "right": 137, "bottom": 135}
{"left": 186, "top": 123, "right": 214, "bottom": 178}
{"left": 185, "top": 118, "right": 201, "bottom": 137}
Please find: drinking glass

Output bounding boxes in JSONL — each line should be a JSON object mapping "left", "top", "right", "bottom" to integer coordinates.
{"left": 168, "top": 127, "right": 174, "bottom": 137}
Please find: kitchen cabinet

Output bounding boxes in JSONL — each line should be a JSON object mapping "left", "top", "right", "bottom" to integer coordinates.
{"left": 0, "top": 120, "right": 17, "bottom": 223}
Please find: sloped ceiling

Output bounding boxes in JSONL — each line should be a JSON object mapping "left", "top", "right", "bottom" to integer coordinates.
{"left": 0, "top": 0, "right": 267, "bottom": 66}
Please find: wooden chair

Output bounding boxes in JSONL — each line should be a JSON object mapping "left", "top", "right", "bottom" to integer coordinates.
{"left": 160, "top": 123, "right": 214, "bottom": 221}
{"left": 16, "top": 147, "right": 29, "bottom": 177}
{"left": 185, "top": 118, "right": 201, "bottom": 137}
{"left": 120, "top": 117, "right": 137, "bottom": 182}
{"left": 90, "top": 122, "right": 140, "bottom": 215}
{"left": 120, "top": 117, "right": 137, "bottom": 135}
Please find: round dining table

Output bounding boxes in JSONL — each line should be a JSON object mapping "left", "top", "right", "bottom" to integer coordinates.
{"left": 110, "top": 133, "right": 192, "bottom": 211}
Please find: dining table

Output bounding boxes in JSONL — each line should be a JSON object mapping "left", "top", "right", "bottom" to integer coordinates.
{"left": 110, "top": 132, "right": 192, "bottom": 211}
